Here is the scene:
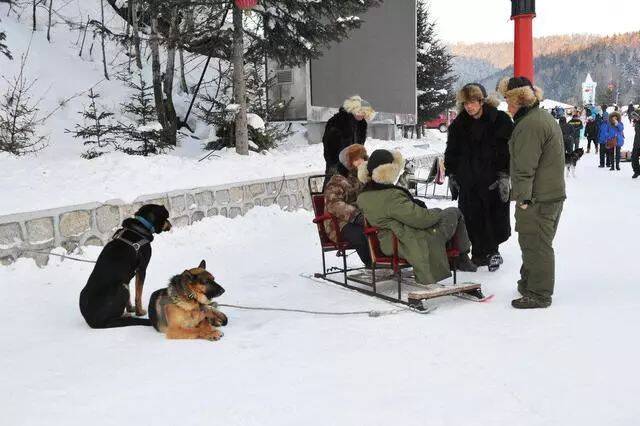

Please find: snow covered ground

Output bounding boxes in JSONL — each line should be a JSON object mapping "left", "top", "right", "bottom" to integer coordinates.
{"left": 2, "top": 155, "right": 640, "bottom": 426}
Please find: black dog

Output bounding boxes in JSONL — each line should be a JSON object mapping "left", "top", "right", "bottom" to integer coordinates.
{"left": 565, "top": 148, "right": 585, "bottom": 177}
{"left": 79, "top": 204, "right": 172, "bottom": 328}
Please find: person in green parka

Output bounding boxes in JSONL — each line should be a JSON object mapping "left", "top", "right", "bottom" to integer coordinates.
{"left": 497, "top": 76, "right": 566, "bottom": 309}
{"left": 356, "top": 149, "right": 477, "bottom": 286}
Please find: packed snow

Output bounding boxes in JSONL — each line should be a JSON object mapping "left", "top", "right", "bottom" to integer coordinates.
{"left": 2, "top": 154, "right": 640, "bottom": 425}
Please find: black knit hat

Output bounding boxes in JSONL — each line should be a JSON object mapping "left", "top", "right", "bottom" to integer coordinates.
{"left": 506, "top": 76, "right": 535, "bottom": 92}
{"left": 366, "top": 149, "right": 395, "bottom": 175}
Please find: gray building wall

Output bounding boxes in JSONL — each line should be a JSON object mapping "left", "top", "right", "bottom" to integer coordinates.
{"left": 267, "top": 0, "right": 417, "bottom": 130}
{"left": 310, "top": 0, "right": 417, "bottom": 122}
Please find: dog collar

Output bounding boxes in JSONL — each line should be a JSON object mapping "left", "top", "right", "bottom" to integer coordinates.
{"left": 134, "top": 215, "right": 156, "bottom": 234}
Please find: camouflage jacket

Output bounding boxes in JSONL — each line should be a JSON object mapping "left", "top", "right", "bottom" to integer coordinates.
{"left": 323, "top": 172, "right": 363, "bottom": 242}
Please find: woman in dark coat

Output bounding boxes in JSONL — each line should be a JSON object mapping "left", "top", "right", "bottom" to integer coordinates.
{"left": 322, "top": 96, "right": 375, "bottom": 178}
{"left": 444, "top": 83, "right": 514, "bottom": 271}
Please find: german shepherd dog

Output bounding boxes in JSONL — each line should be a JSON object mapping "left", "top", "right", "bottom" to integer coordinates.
{"left": 148, "top": 260, "right": 227, "bottom": 341}
{"left": 79, "top": 204, "right": 172, "bottom": 328}
{"left": 565, "top": 147, "right": 585, "bottom": 177}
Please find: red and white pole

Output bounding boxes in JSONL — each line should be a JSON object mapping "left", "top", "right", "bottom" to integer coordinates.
{"left": 511, "top": 1, "right": 536, "bottom": 82}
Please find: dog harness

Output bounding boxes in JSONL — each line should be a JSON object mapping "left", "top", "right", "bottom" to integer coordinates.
{"left": 111, "top": 228, "right": 150, "bottom": 254}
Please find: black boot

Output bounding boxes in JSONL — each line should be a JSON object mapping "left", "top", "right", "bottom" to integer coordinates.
{"left": 456, "top": 253, "right": 478, "bottom": 272}
{"left": 633, "top": 173, "right": 639, "bottom": 179}
{"left": 488, "top": 254, "right": 501, "bottom": 272}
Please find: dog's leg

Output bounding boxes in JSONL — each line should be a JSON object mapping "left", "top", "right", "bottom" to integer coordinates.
{"left": 134, "top": 271, "right": 147, "bottom": 317}
{"left": 124, "top": 283, "right": 135, "bottom": 313}
{"left": 205, "top": 309, "right": 228, "bottom": 327}
{"left": 166, "top": 322, "right": 223, "bottom": 341}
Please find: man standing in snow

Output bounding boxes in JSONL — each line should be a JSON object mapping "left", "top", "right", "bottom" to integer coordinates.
{"left": 322, "top": 96, "right": 375, "bottom": 180}
{"left": 498, "top": 76, "right": 566, "bottom": 309}
{"left": 630, "top": 112, "right": 640, "bottom": 179}
{"left": 444, "top": 83, "right": 513, "bottom": 272}
{"left": 568, "top": 112, "right": 583, "bottom": 150}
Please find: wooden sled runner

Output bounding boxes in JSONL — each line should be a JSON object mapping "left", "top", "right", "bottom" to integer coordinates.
{"left": 309, "top": 175, "right": 487, "bottom": 311}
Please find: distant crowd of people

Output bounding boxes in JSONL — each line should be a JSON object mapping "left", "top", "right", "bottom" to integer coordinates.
{"left": 559, "top": 102, "right": 640, "bottom": 177}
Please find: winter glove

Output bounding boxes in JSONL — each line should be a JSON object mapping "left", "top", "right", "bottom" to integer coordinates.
{"left": 448, "top": 175, "right": 460, "bottom": 201}
{"left": 351, "top": 211, "right": 365, "bottom": 227}
{"left": 488, "top": 172, "right": 510, "bottom": 203}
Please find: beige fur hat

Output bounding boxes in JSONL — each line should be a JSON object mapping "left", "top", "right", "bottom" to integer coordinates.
{"left": 343, "top": 95, "right": 376, "bottom": 121}
{"left": 497, "top": 76, "right": 544, "bottom": 108}
{"left": 456, "top": 83, "right": 500, "bottom": 111}
{"left": 357, "top": 149, "right": 405, "bottom": 185}
{"left": 338, "top": 144, "right": 368, "bottom": 170}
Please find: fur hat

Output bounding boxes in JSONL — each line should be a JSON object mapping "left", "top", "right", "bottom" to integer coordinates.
{"left": 456, "top": 83, "right": 501, "bottom": 111}
{"left": 343, "top": 95, "right": 376, "bottom": 121}
{"left": 338, "top": 144, "right": 368, "bottom": 170}
{"left": 497, "top": 76, "right": 544, "bottom": 108}
{"left": 357, "top": 149, "right": 405, "bottom": 185}
{"left": 609, "top": 111, "right": 622, "bottom": 124}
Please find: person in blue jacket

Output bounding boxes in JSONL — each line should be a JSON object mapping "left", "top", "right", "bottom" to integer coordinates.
{"left": 598, "top": 111, "right": 625, "bottom": 171}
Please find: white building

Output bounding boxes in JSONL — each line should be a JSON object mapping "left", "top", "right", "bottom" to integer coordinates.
{"left": 582, "top": 73, "right": 597, "bottom": 106}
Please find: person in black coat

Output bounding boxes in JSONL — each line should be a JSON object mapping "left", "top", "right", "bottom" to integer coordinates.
{"left": 630, "top": 112, "right": 640, "bottom": 179}
{"left": 559, "top": 116, "right": 576, "bottom": 154}
{"left": 445, "top": 83, "right": 514, "bottom": 271}
{"left": 322, "top": 95, "right": 375, "bottom": 178}
{"left": 585, "top": 116, "right": 599, "bottom": 153}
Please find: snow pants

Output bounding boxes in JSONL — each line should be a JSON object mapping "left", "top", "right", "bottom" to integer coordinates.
{"left": 341, "top": 222, "right": 371, "bottom": 267}
{"left": 632, "top": 140, "right": 640, "bottom": 175}
{"left": 514, "top": 201, "right": 564, "bottom": 303}
{"left": 436, "top": 207, "right": 472, "bottom": 255}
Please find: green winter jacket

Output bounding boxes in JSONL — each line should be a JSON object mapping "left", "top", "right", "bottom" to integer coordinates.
{"left": 509, "top": 106, "right": 566, "bottom": 203}
{"left": 357, "top": 187, "right": 451, "bottom": 284}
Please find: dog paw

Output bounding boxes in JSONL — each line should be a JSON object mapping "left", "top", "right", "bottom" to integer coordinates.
{"left": 206, "top": 330, "right": 224, "bottom": 341}
{"left": 135, "top": 308, "right": 147, "bottom": 317}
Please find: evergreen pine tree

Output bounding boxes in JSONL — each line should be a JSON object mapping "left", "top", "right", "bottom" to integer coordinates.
{"left": 118, "top": 72, "right": 167, "bottom": 156}
{"left": 416, "top": 0, "right": 457, "bottom": 123}
{"left": 67, "top": 89, "right": 119, "bottom": 159}
{"left": 0, "top": 65, "right": 46, "bottom": 155}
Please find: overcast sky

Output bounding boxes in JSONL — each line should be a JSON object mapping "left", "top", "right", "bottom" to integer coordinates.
{"left": 428, "top": 0, "right": 640, "bottom": 43}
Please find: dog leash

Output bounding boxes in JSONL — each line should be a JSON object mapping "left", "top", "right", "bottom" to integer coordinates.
{"left": 216, "top": 302, "right": 422, "bottom": 318}
{"left": 17, "top": 249, "right": 97, "bottom": 264}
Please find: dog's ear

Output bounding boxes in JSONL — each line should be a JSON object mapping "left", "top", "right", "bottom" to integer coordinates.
{"left": 180, "top": 270, "right": 194, "bottom": 284}
{"left": 198, "top": 259, "right": 206, "bottom": 269}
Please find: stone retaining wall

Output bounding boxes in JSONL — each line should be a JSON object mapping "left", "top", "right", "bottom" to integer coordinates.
{"left": 0, "top": 154, "right": 438, "bottom": 266}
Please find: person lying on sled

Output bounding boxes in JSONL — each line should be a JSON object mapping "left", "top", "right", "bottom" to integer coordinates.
{"left": 356, "top": 149, "right": 477, "bottom": 285}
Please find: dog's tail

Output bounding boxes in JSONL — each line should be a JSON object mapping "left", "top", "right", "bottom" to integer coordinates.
{"left": 88, "top": 316, "right": 152, "bottom": 328}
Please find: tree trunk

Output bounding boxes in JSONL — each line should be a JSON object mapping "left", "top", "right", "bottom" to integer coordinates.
{"left": 131, "top": 0, "right": 142, "bottom": 69}
{"left": 162, "top": 6, "right": 179, "bottom": 146}
{"left": 32, "top": 0, "right": 36, "bottom": 31}
{"left": 178, "top": 48, "right": 188, "bottom": 94}
{"left": 46, "top": 0, "right": 53, "bottom": 42}
{"left": 100, "top": 0, "right": 109, "bottom": 80}
{"left": 149, "top": 16, "right": 167, "bottom": 137}
{"left": 232, "top": 5, "right": 249, "bottom": 156}
{"left": 79, "top": 15, "right": 89, "bottom": 57}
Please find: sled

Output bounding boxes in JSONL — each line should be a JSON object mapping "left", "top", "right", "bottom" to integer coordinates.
{"left": 308, "top": 175, "right": 485, "bottom": 311}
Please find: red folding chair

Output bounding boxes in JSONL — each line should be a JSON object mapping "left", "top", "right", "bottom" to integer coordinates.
{"left": 308, "top": 175, "right": 356, "bottom": 285}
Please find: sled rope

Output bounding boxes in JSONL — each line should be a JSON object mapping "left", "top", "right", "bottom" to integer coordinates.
{"left": 18, "top": 249, "right": 97, "bottom": 264}
{"left": 217, "top": 302, "right": 421, "bottom": 318}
